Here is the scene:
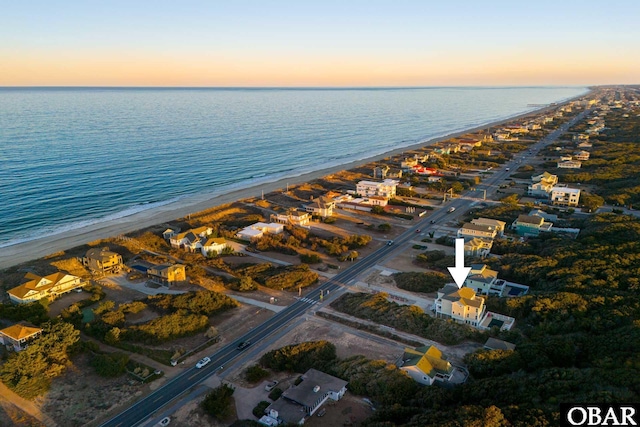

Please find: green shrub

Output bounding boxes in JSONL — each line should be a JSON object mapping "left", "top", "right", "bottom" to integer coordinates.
{"left": 245, "top": 364, "right": 270, "bottom": 383}
{"left": 201, "top": 384, "right": 235, "bottom": 420}
{"left": 147, "top": 291, "right": 239, "bottom": 315}
{"left": 393, "top": 272, "right": 449, "bottom": 293}
{"left": 268, "top": 387, "right": 283, "bottom": 401}
{"left": 252, "top": 401, "right": 271, "bottom": 418}
{"left": 300, "top": 253, "right": 322, "bottom": 264}
{"left": 90, "top": 352, "right": 130, "bottom": 377}
{"left": 260, "top": 341, "right": 337, "bottom": 373}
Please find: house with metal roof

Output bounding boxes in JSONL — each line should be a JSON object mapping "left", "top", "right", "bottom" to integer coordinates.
{"left": 434, "top": 284, "right": 487, "bottom": 327}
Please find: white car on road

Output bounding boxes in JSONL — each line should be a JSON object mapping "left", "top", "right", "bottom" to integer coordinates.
{"left": 196, "top": 357, "right": 211, "bottom": 369}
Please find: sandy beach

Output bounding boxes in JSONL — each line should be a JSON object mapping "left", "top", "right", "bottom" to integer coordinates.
{"left": 0, "top": 95, "right": 587, "bottom": 271}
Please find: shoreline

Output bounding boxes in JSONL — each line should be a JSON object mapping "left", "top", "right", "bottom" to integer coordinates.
{"left": 0, "top": 89, "right": 591, "bottom": 270}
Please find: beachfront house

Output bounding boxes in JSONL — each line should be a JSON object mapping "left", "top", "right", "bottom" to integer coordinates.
{"left": 304, "top": 195, "right": 336, "bottom": 218}
{"left": 82, "top": 247, "right": 123, "bottom": 275}
{"left": 260, "top": 369, "right": 348, "bottom": 426}
{"left": 356, "top": 179, "right": 398, "bottom": 200}
{"left": 272, "top": 210, "right": 311, "bottom": 226}
{"left": 147, "top": 263, "right": 186, "bottom": 286}
{"left": 169, "top": 226, "right": 213, "bottom": 251}
{"left": 8, "top": 272, "right": 84, "bottom": 304}
{"left": 399, "top": 346, "right": 455, "bottom": 386}
{"left": 435, "top": 285, "right": 486, "bottom": 327}
{"left": 0, "top": 324, "right": 43, "bottom": 351}
{"left": 237, "top": 222, "right": 284, "bottom": 241}
{"left": 551, "top": 186, "right": 581, "bottom": 207}
{"left": 512, "top": 214, "right": 553, "bottom": 236}
{"left": 201, "top": 237, "right": 228, "bottom": 257}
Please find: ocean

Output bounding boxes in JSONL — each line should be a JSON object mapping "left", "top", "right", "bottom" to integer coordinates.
{"left": 0, "top": 86, "right": 587, "bottom": 248}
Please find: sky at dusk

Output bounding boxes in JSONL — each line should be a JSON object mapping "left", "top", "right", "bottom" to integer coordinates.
{"left": 1, "top": 0, "right": 639, "bottom": 86}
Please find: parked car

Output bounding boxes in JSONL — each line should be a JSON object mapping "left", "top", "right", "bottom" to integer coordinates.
{"left": 265, "top": 380, "right": 279, "bottom": 391}
{"left": 196, "top": 357, "right": 211, "bottom": 369}
{"left": 158, "top": 417, "right": 171, "bottom": 426}
{"left": 317, "top": 409, "right": 326, "bottom": 417}
{"left": 387, "top": 240, "right": 394, "bottom": 246}
{"left": 237, "top": 341, "right": 251, "bottom": 351}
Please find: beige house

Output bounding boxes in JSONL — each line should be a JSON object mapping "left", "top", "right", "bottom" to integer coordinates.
{"left": 399, "top": 345, "right": 455, "bottom": 386}
{"left": 464, "top": 237, "right": 493, "bottom": 258}
{"left": 273, "top": 210, "right": 311, "bottom": 226}
{"left": 304, "top": 195, "right": 335, "bottom": 218}
{"left": 0, "top": 324, "right": 43, "bottom": 351}
{"left": 82, "top": 248, "right": 123, "bottom": 274}
{"left": 470, "top": 218, "right": 506, "bottom": 236}
{"left": 457, "top": 222, "right": 498, "bottom": 240}
{"left": 8, "top": 272, "right": 84, "bottom": 304}
{"left": 147, "top": 263, "right": 186, "bottom": 286}
{"left": 557, "top": 160, "right": 582, "bottom": 169}
{"left": 464, "top": 264, "right": 503, "bottom": 296}
{"left": 551, "top": 186, "right": 581, "bottom": 207}
{"left": 435, "top": 285, "right": 486, "bottom": 327}
{"left": 528, "top": 172, "right": 558, "bottom": 198}
{"left": 573, "top": 150, "right": 590, "bottom": 161}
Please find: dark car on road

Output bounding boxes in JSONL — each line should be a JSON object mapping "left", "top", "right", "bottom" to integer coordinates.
{"left": 237, "top": 341, "right": 251, "bottom": 351}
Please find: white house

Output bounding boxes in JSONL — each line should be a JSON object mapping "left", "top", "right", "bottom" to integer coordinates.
{"left": 573, "top": 150, "right": 590, "bottom": 161}
{"left": 557, "top": 160, "right": 582, "bottom": 169}
{"left": 550, "top": 186, "right": 581, "bottom": 207}
{"left": 8, "top": 272, "right": 84, "bottom": 304}
{"left": 356, "top": 179, "right": 398, "bottom": 200}
{"left": 304, "top": 195, "right": 336, "bottom": 218}
{"left": 399, "top": 346, "right": 455, "bottom": 386}
{"left": 237, "top": 222, "right": 284, "bottom": 241}
{"left": 464, "top": 264, "right": 503, "bottom": 296}
{"left": 201, "top": 237, "right": 228, "bottom": 256}
{"left": 464, "top": 237, "right": 493, "bottom": 258}
{"left": 169, "top": 226, "right": 213, "bottom": 249}
{"left": 435, "top": 284, "right": 486, "bottom": 327}
{"left": 457, "top": 222, "right": 498, "bottom": 240}
{"left": 470, "top": 218, "right": 506, "bottom": 237}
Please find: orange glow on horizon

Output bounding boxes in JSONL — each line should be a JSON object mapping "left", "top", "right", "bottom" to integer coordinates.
{"left": 2, "top": 49, "right": 638, "bottom": 87}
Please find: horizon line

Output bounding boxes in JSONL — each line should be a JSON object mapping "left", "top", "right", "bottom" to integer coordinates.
{"left": 0, "top": 84, "right": 611, "bottom": 90}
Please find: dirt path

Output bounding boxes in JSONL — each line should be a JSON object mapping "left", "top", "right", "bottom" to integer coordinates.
{"left": 0, "top": 381, "right": 57, "bottom": 426}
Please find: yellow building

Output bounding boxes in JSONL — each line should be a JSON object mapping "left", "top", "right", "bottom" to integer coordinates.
{"left": 147, "top": 264, "right": 186, "bottom": 286}
{"left": 8, "top": 272, "right": 84, "bottom": 304}
{"left": 83, "top": 247, "right": 123, "bottom": 274}
{"left": 0, "top": 324, "right": 43, "bottom": 351}
{"left": 435, "top": 285, "right": 486, "bottom": 327}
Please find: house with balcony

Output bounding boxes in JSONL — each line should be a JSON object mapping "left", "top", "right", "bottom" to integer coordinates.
{"left": 399, "top": 345, "right": 455, "bottom": 386}
{"left": 82, "top": 248, "right": 123, "bottom": 275}
{"left": 573, "top": 150, "right": 590, "bottom": 161}
{"left": 304, "top": 195, "right": 336, "bottom": 218}
{"left": 551, "top": 186, "right": 581, "bottom": 207}
{"left": 528, "top": 172, "right": 558, "bottom": 198}
{"left": 434, "top": 285, "right": 486, "bottom": 327}
{"left": 0, "top": 324, "right": 43, "bottom": 351}
{"left": 260, "top": 369, "right": 347, "bottom": 426}
{"left": 464, "top": 237, "right": 493, "bottom": 258}
{"left": 147, "top": 263, "right": 186, "bottom": 286}
{"left": 557, "top": 160, "right": 582, "bottom": 169}
{"left": 356, "top": 179, "right": 398, "bottom": 200}
{"left": 8, "top": 272, "right": 84, "bottom": 304}
{"left": 512, "top": 214, "right": 553, "bottom": 236}
{"left": 272, "top": 210, "right": 311, "bottom": 226}
{"left": 470, "top": 218, "right": 506, "bottom": 236}
{"left": 464, "top": 264, "right": 503, "bottom": 296}
{"left": 457, "top": 222, "right": 498, "bottom": 240}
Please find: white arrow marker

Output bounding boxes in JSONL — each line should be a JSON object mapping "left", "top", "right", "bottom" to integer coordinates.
{"left": 447, "top": 238, "right": 471, "bottom": 289}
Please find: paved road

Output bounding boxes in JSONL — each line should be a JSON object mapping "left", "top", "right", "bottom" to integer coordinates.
{"left": 100, "top": 109, "right": 592, "bottom": 427}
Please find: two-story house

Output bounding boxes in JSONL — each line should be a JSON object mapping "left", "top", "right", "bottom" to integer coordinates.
{"left": 356, "top": 179, "right": 398, "bottom": 200}
{"left": 147, "top": 263, "right": 186, "bottom": 286}
{"left": 435, "top": 284, "right": 486, "bottom": 327}
{"left": 550, "top": 186, "right": 581, "bottom": 207}
{"left": 399, "top": 345, "right": 455, "bottom": 386}
{"left": 464, "top": 237, "right": 493, "bottom": 258}
{"left": 457, "top": 223, "right": 498, "bottom": 240}
{"left": 169, "top": 226, "right": 213, "bottom": 251}
{"left": 470, "top": 218, "right": 506, "bottom": 236}
{"left": 528, "top": 171, "right": 559, "bottom": 198}
{"left": 8, "top": 272, "right": 84, "bottom": 304}
{"left": 464, "top": 264, "right": 504, "bottom": 295}
{"left": 82, "top": 248, "right": 123, "bottom": 274}
{"left": 0, "top": 324, "right": 43, "bottom": 351}
{"left": 512, "top": 214, "right": 553, "bottom": 236}
{"left": 201, "top": 237, "right": 228, "bottom": 257}
{"left": 304, "top": 195, "right": 336, "bottom": 218}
